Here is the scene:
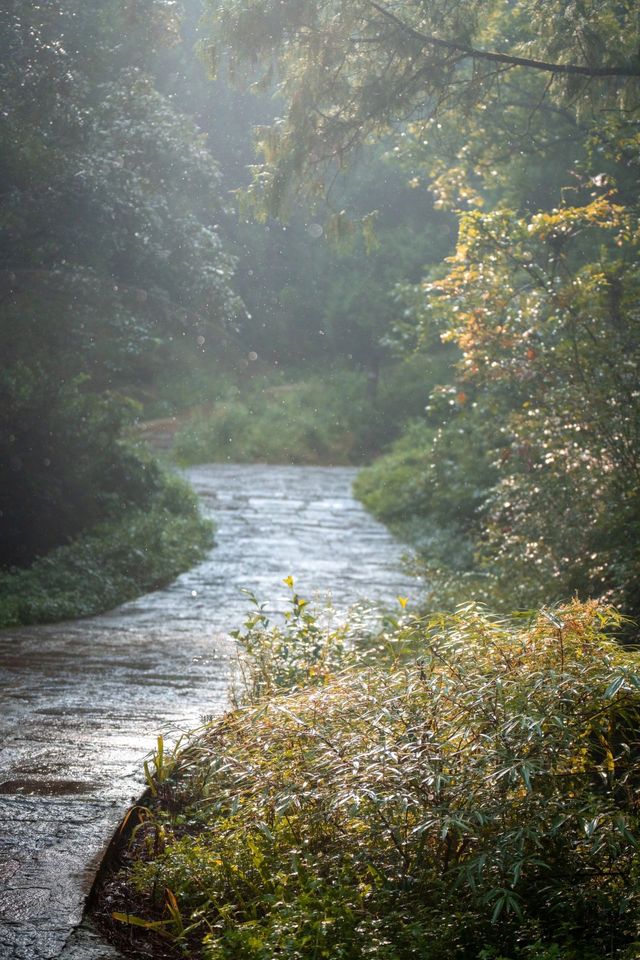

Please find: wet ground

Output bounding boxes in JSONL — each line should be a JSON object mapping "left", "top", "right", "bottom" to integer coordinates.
{"left": 0, "top": 464, "right": 418, "bottom": 960}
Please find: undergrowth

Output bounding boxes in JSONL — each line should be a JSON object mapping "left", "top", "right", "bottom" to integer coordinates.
{"left": 353, "top": 416, "right": 503, "bottom": 609}
{"left": 173, "top": 371, "right": 370, "bottom": 465}
{"left": 100, "top": 591, "right": 640, "bottom": 959}
{"left": 171, "top": 358, "right": 450, "bottom": 466}
{"left": 0, "top": 473, "right": 213, "bottom": 626}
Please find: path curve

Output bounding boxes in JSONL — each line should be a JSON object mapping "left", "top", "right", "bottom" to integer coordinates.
{"left": 0, "top": 465, "right": 418, "bottom": 960}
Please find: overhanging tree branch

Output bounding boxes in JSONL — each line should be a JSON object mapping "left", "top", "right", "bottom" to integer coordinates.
{"left": 368, "top": 1, "right": 640, "bottom": 78}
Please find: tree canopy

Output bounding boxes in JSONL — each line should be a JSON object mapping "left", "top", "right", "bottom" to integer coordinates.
{"left": 204, "top": 0, "right": 640, "bottom": 215}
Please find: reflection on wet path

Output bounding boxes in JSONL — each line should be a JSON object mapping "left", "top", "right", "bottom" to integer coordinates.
{"left": 0, "top": 464, "right": 418, "bottom": 959}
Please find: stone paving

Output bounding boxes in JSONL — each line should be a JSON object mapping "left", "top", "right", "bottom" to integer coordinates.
{"left": 0, "top": 465, "right": 419, "bottom": 959}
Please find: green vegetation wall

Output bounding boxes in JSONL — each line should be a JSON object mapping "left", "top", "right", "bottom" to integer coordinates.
{"left": 0, "top": 0, "right": 237, "bottom": 571}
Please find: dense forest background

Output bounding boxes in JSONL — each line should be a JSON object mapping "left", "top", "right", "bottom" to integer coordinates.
{"left": 1, "top": 0, "right": 638, "bottom": 625}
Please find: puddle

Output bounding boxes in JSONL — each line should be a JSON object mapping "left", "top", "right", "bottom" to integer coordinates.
{"left": 0, "top": 778, "right": 99, "bottom": 796}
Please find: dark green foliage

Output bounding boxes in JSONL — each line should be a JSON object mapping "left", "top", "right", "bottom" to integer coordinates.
{"left": 150, "top": 2, "right": 455, "bottom": 371}
{"left": 0, "top": 0, "right": 238, "bottom": 595}
{"left": 0, "top": 474, "right": 212, "bottom": 627}
{"left": 0, "top": 366, "right": 162, "bottom": 566}
{"left": 0, "top": 0, "right": 241, "bottom": 394}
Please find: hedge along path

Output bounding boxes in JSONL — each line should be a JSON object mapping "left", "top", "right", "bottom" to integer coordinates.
{"left": 0, "top": 463, "right": 418, "bottom": 960}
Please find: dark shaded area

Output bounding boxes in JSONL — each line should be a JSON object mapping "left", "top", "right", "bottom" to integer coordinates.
{"left": 0, "top": 0, "right": 238, "bottom": 571}
{"left": 0, "top": 374, "right": 161, "bottom": 565}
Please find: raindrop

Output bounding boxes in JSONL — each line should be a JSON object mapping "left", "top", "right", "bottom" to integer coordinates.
{"left": 307, "top": 222, "right": 323, "bottom": 238}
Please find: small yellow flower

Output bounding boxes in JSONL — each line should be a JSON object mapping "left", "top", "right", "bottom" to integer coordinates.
{"left": 283, "top": 575, "right": 295, "bottom": 588}
{"left": 398, "top": 596, "right": 409, "bottom": 609}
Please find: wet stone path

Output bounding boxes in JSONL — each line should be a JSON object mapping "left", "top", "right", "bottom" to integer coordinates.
{"left": 0, "top": 464, "right": 419, "bottom": 960}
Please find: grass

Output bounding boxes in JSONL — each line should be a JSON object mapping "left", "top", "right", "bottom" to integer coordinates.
{"left": 96, "top": 592, "right": 640, "bottom": 960}
{"left": 168, "top": 356, "right": 452, "bottom": 467}
{"left": 0, "top": 473, "right": 213, "bottom": 627}
{"left": 173, "top": 372, "right": 371, "bottom": 465}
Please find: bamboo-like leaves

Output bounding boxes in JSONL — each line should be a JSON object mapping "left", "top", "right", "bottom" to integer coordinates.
{"left": 115, "top": 599, "right": 640, "bottom": 957}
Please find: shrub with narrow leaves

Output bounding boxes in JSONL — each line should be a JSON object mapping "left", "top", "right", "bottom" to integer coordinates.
{"left": 112, "top": 599, "right": 640, "bottom": 959}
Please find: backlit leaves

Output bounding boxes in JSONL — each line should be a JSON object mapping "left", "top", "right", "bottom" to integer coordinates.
{"left": 123, "top": 599, "right": 640, "bottom": 958}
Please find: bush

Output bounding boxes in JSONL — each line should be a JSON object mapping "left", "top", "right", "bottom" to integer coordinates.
{"left": 0, "top": 363, "right": 165, "bottom": 567}
{"left": 103, "top": 597, "right": 640, "bottom": 959}
{"left": 355, "top": 400, "right": 640, "bottom": 618}
{"left": 354, "top": 408, "right": 501, "bottom": 606}
{"left": 0, "top": 473, "right": 213, "bottom": 626}
{"left": 354, "top": 402, "right": 499, "bottom": 530}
